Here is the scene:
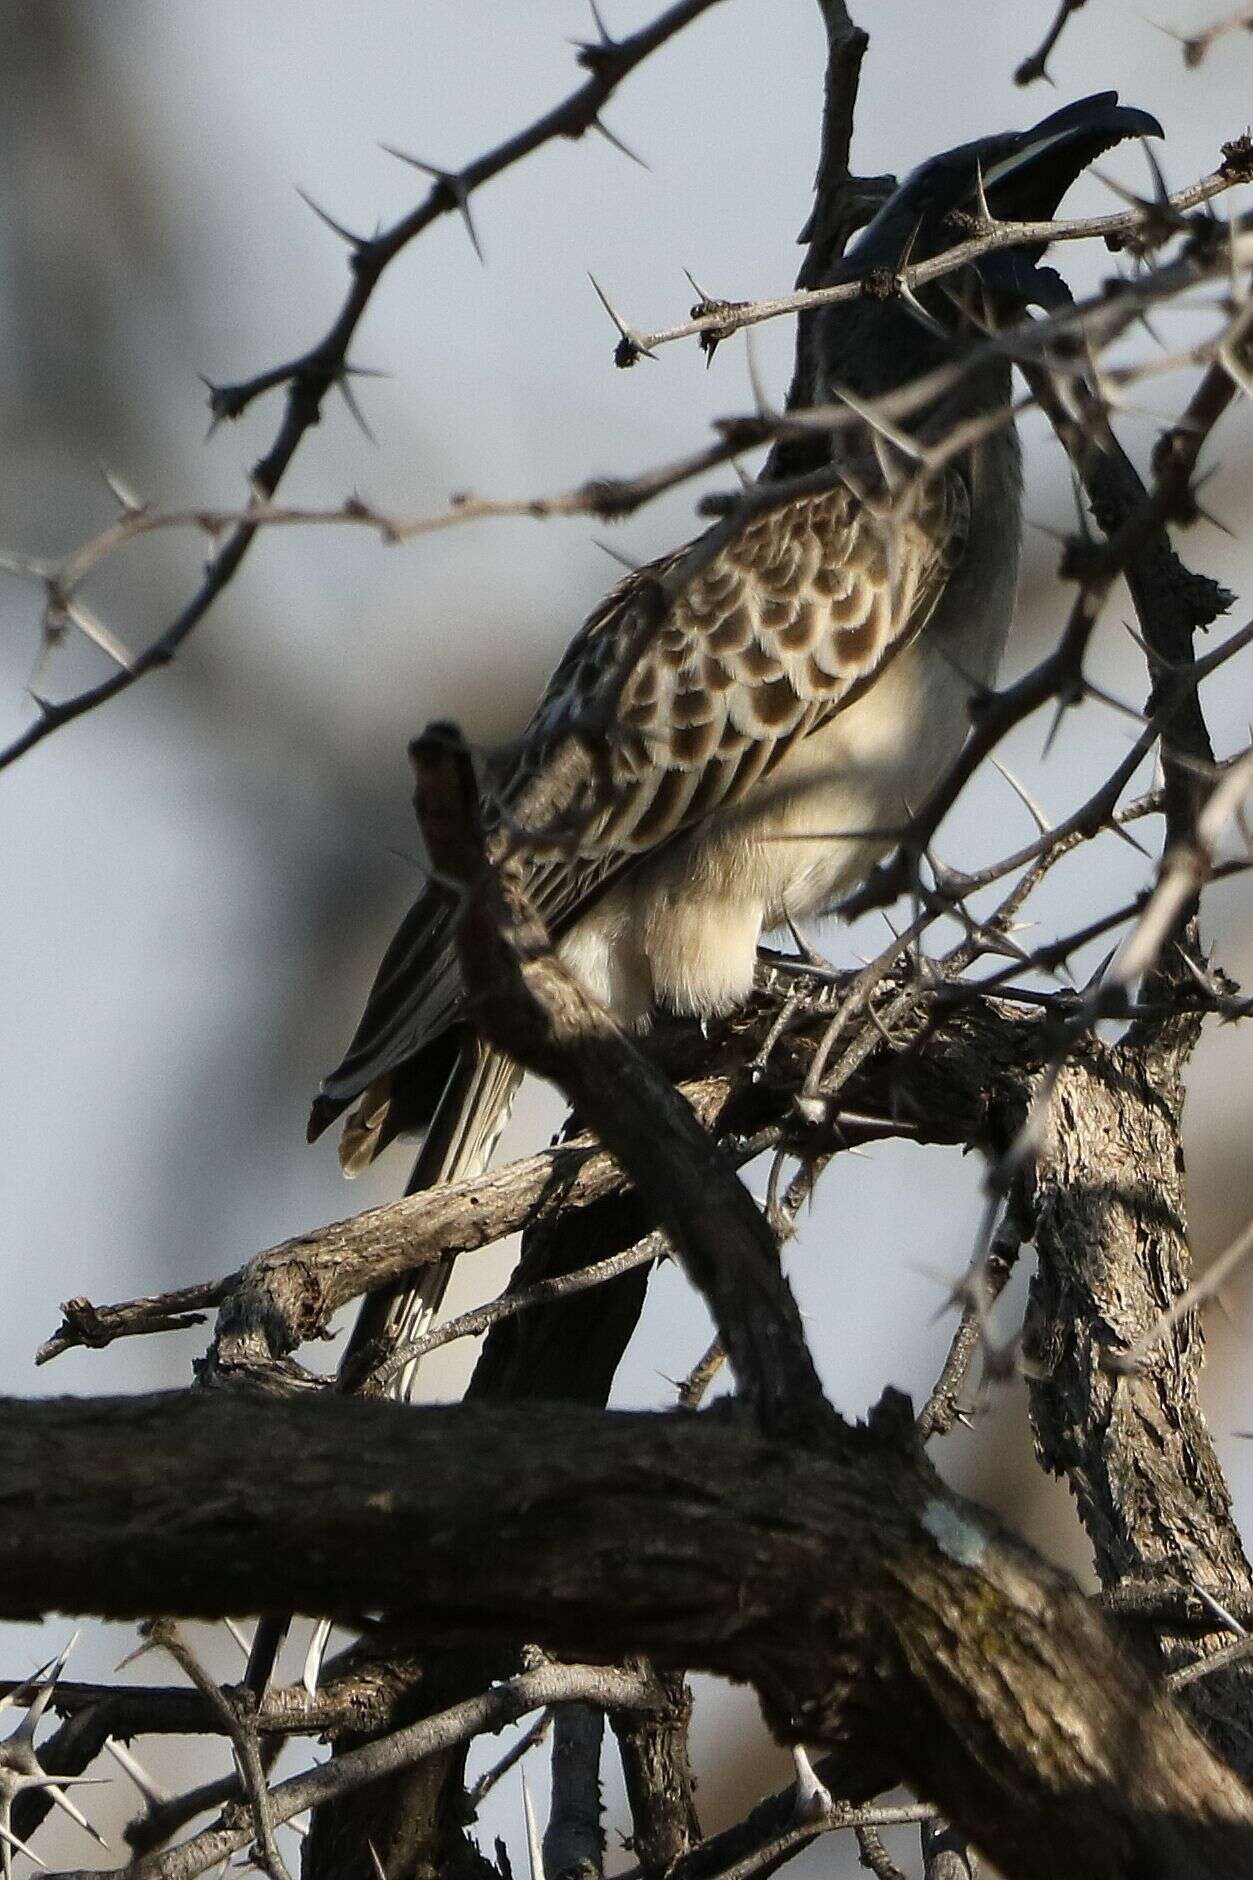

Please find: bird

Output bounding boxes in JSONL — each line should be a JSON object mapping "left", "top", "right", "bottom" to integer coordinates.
{"left": 311, "top": 93, "right": 1162, "bottom": 1399}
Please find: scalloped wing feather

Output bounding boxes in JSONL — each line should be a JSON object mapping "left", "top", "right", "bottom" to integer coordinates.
{"left": 312, "top": 474, "right": 969, "bottom": 1152}
{"left": 504, "top": 475, "right": 968, "bottom": 930}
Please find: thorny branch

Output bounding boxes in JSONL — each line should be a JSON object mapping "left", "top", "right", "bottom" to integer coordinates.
{"left": 4, "top": 128, "right": 1251, "bottom": 772}
{"left": 620, "top": 161, "right": 1244, "bottom": 360}
{"left": 2, "top": 150, "right": 1247, "bottom": 653}
{"left": 0, "top": 0, "right": 729, "bottom": 775}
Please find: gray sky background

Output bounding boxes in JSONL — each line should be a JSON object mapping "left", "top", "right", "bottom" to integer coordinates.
{"left": 3, "top": 4, "right": 1252, "bottom": 1875}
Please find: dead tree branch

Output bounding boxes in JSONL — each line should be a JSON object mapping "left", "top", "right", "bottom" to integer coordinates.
{"left": 4, "top": 1392, "right": 1253, "bottom": 1880}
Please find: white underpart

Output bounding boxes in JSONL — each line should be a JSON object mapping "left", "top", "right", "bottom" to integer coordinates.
{"left": 558, "top": 428, "right": 1022, "bottom": 1023}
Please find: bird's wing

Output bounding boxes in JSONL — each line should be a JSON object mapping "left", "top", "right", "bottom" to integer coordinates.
{"left": 499, "top": 472, "right": 969, "bottom": 930}
{"left": 311, "top": 471, "right": 968, "bottom": 1153}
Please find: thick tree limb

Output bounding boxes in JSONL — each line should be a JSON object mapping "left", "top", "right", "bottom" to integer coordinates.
{"left": 1025, "top": 1028, "right": 1253, "bottom": 1778}
{"left": 1006, "top": 352, "right": 1253, "bottom": 1776}
{"left": 4, "top": 1391, "right": 1253, "bottom": 1880}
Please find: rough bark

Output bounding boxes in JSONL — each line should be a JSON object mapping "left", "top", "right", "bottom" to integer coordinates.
{"left": 610, "top": 1672, "right": 701, "bottom": 1878}
{"left": 1025, "top": 1028, "right": 1253, "bottom": 1778}
{"left": 2, "top": 1391, "right": 1253, "bottom": 1879}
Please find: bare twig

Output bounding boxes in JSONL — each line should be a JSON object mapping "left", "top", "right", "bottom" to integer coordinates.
{"left": 367, "top": 1236, "right": 668, "bottom": 1394}
{"left": 37, "top": 1283, "right": 227, "bottom": 1366}
{"left": 625, "top": 164, "right": 1243, "bottom": 359}
{"left": 917, "top": 1208, "right": 1024, "bottom": 1439}
{"left": 466, "top": 1711, "right": 553, "bottom": 1812}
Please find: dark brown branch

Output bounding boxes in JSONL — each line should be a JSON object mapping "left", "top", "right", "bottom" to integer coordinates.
{"left": 409, "top": 723, "right": 832, "bottom": 1440}
{"left": 5, "top": 1391, "right": 1253, "bottom": 1880}
{"left": 2, "top": 1662, "right": 423, "bottom": 1738}
{"left": 776, "top": 0, "right": 892, "bottom": 431}
{"left": 1018, "top": 362, "right": 1224, "bottom": 850}
{"left": 611, "top": 1672, "right": 700, "bottom": 1878}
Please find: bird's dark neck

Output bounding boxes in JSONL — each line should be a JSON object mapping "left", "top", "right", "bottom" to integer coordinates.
{"left": 763, "top": 299, "right": 1012, "bottom": 485}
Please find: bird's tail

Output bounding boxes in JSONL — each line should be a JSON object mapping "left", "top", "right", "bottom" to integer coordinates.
{"left": 339, "top": 1035, "right": 523, "bottom": 1399}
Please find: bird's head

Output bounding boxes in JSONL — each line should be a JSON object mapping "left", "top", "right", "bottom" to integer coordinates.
{"left": 817, "top": 92, "right": 1163, "bottom": 400}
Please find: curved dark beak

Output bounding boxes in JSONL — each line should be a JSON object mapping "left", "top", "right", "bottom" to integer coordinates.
{"left": 983, "top": 91, "right": 1164, "bottom": 222}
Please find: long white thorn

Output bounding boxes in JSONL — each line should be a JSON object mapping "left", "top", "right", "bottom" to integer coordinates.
{"left": 104, "top": 1736, "right": 169, "bottom": 1804}
{"left": 302, "top": 1620, "right": 334, "bottom": 1697}
{"left": 17, "top": 1635, "right": 78, "bottom": 1742}
{"left": 44, "top": 1782, "right": 110, "bottom": 1849}
{"left": 989, "top": 755, "right": 1051, "bottom": 836}
{"left": 521, "top": 1772, "right": 544, "bottom": 1880}
{"left": 0, "top": 1820, "right": 46, "bottom": 1872}
{"left": 223, "top": 1620, "right": 252, "bottom": 1661}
